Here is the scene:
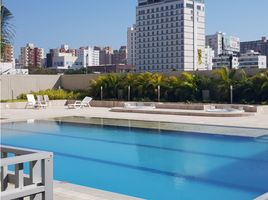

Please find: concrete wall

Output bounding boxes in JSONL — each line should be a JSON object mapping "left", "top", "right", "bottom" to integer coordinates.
{"left": 0, "top": 75, "right": 61, "bottom": 100}
{"left": 60, "top": 74, "right": 100, "bottom": 91}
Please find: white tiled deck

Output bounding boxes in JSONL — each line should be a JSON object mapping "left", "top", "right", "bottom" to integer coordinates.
{"left": 54, "top": 182, "right": 142, "bottom": 200}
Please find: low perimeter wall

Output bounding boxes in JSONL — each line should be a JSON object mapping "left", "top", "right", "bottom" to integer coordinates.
{"left": 0, "top": 75, "right": 61, "bottom": 100}
{"left": 0, "top": 74, "right": 100, "bottom": 100}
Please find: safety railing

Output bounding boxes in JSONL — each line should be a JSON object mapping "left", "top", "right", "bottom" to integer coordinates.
{"left": 0, "top": 145, "right": 53, "bottom": 200}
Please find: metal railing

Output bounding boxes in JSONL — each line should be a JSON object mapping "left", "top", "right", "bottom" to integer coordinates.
{"left": 0, "top": 145, "right": 53, "bottom": 200}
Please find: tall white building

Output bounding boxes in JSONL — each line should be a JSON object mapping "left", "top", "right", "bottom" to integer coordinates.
{"left": 136, "top": 0, "right": 205, "bottom": 72}
{"left": 76, "top": 47, "right": 99, "bottom": 68}
{"left": 206, "top": 32, "right": 240, "bottom": 57}
{"left": 127, "top": 25, "right": 136, "bottom": 66}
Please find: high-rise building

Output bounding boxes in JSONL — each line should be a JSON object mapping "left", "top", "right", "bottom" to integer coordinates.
{"left": 127, "top": 25, "right": 136, "bottom": 66}
{"left": 240, "top": 37, "right": 268, "bottom": 68}
{"left": 76, "top": 47, "right": 100, "bottom": 68}
{"left": 94, "top": 46, "right": 113, "bottom": 65}
{"left": 136, "top": 0, "right": 205, "bottom": 72}
{"left": 206, "top": 32, "right": 240, "bottom": 57}
{"left": 19, "top": 43, "right": 45, "bottom": 68}
{"left": 113, "top": 46, "right": 127, "bottom": 65}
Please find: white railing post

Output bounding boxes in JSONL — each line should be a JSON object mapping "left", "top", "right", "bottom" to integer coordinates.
{"left": 15, "top": 163, "right": 24, "bottom": 188}
{"left": 42, "top": 154, "right": 53, "bottom": 200}
{"left": 30, "top": 160, "right": 42, "bottom": 200}
{"left": 1, "top": 152, "right": 8, "bottom": 191}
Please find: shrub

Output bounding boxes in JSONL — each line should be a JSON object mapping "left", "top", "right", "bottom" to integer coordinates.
{"left": 17, "top": 89, "right": 88, "bottom": 100}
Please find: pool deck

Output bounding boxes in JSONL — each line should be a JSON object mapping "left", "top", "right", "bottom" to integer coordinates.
{"left": 54, "top": 182, "right": 143, "bottom": 200}
{"left": 1, "top": 106, "right": 268, "bottom": 200}
{"left": 1, "top": 106, "right": 268, "bottom": 130}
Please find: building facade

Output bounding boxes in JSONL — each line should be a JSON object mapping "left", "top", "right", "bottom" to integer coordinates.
{"left": 47, "top": 45, "right": 99, "bottom": 69}
{"left": 204, "top": 46, "right": 214, "bottom": 70}
{"left": 19, "top": 43, "right": 45, "bottom": 68}
{"left": 136, "top": 0, "right": 206, "bottom": 72}
{"left": 206, "top": 32, "right": 240, "bottom": 57}
{"left": 113, "top": 46, "right": 127, "bottom": 65}
{"left": 212, "top": 55, "right": 239, "bottom": 69}
{"left": 94, "top": 46, "right": 114, "bottom": 65}
{"left": 3, "top": 44, "right": 14, "bottom": 63}
{"left": 127, "top": 25, "right": 136, "bottom": 66}
{"left": 240, "top": 37, "right": 268, "bottom": 68}
{"left": 52, "top": 51, "right": 77, "bottom": 70}
{"left": 239, "top": 50, "right": 266, "bottom": 69}
{"left": 76, "top": 47, "right": 100, "bottom": 68}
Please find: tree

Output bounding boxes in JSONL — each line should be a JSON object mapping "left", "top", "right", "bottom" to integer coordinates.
{"left": 213, "top": 67, "right": 237, "bottom": 102}
{"left": 0, "top": 0, "right": 15, "bottom": 60}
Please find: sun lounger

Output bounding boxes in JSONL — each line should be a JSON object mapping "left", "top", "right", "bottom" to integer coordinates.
{"left": 44, "top": 95, "right": 50, "bottom": 106}
{"left": 25, "top": 94, "right": 47, "bottom": 109}
{"left": 37, "top": 95, "right": 48, "bottom": 108}
{"left": 68, "top": 96, "right": 93, "bottom": 109}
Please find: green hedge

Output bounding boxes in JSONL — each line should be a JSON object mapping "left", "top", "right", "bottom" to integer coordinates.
{"left": 89, "top": 68, "right": 268, "bottom": 104}
{"left": 17, "top": 89, "right": 87, "bottom": 100}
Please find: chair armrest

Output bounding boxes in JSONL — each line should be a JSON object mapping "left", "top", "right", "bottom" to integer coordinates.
{"left": 74, "top": 100, "right": 82, "bottom": 105}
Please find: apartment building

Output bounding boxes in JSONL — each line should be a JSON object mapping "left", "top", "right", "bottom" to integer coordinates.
{"left": 3, "top": 44, "right": 14, "bottom": 63}
{"left": 19, "top": 43, "right": 45, "bottom": 68}
{"left": 113, "top": 46, "right": 127, "bottom": 65}
{"left": 239, "top": 50, "right": 266, "bottom": 69}
{"left": 240, "top": 37, "right": 268, "bottom": 68}
{"left": 76, "top": 47, "right": 99, "bottom": 68}
{"left": 52, "top": 50, "right": 77, "bottom": 70}
{"left": 136, "top": 0, "right": 206, "bottom": 72}
{"left": 206, "top": 32, "right": 240, "bottom": 57}
{"left": 212, "top": 55, "right": 239, "bottom": 69}
{"left": 94, "top": 46, "right": 113, "bottom": 65}
{"left": 47, "top": 45, "right": 99, "bottom": 69}
{"left": 127, "top": 25, "right": 136, "bottom": 66}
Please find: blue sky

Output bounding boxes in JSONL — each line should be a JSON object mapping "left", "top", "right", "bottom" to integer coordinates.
{"left": 5, "top": 0, "right": 268, "bottom": 57}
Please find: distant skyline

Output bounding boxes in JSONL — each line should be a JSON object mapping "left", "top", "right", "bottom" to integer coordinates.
{"left": 5, "top": 0, "right": 268, "bottom": 58}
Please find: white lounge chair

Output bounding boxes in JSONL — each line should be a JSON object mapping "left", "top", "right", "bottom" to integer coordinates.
{"left": 37, "top": 95, "right": 48, "bottom": 108}
{"left": 44, "top": 95, "right": 50, "bottom": 106}
{"left": 25, "top": 94, "right": 47, "bottom": 109}
{"left": 68, "top": 96, "right": 93, "bottom": 109}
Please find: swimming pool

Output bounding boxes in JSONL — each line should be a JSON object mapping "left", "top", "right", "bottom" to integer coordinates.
{"left": 1, "top": 118, "right": 268, "bottom": 200}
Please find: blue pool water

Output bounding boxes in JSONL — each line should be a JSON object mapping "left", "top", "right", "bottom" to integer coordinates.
{"left": 1, "top": 120, "right": 268, "bottom": 200}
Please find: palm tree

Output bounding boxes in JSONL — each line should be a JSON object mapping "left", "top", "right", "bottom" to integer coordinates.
{"left": 1, "top": 0, "right": 15, "bottom": 60}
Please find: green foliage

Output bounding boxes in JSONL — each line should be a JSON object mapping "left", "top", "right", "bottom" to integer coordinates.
{"left": 0, "top": 99, "right": 27, "bottom": 103}
{"left": 64, "top": 68, "right": 93, "bottom": 74}
{"left": 17, "top": 89, "right": 87, "bottom": 100}
{"left": 29, "top": 67, "right": 58, "bottom": 75}
{"left": 1, "top": 3, "right": 15, "bottom": 59}
{"left": 89, "top": 69, "right": 268, "bottom": 104}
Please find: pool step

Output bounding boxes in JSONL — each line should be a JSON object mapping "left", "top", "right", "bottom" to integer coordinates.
{"left": 255, "top": 135, "right": 268, "bottom": 143}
